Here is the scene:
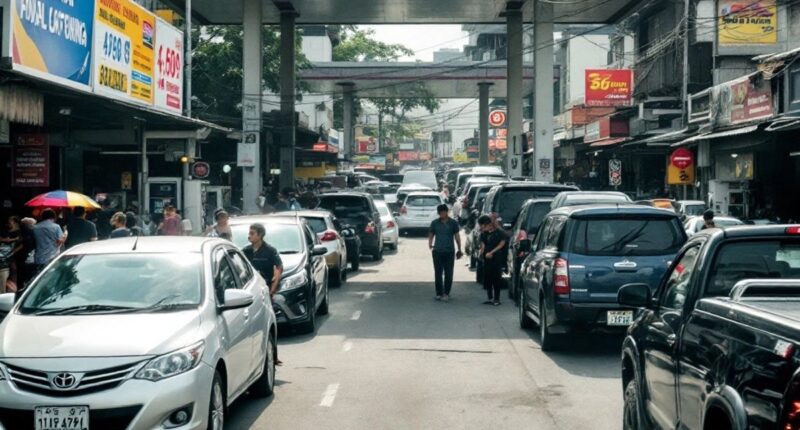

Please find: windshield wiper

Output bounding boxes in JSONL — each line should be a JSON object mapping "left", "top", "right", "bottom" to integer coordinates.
{"left": 34, "top": 305, "right": 138, "bottom": 315}
{"left": 133, "top": 303, "right": 196, "bottom": 313}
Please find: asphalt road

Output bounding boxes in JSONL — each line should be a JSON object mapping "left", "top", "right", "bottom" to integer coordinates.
{"left": 226, "top": 233, "right": 624, "bottom": 430}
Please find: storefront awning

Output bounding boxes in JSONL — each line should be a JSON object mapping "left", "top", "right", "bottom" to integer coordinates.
{"left": 589, "top": 137, "right": 630, "bottom": 147}
{"left": 672, "top": 125, "right": 760, "bottom": 147}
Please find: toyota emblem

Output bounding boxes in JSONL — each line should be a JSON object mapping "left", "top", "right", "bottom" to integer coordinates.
{"left": 50, "top": 372, "right": 79, "bottom": 390}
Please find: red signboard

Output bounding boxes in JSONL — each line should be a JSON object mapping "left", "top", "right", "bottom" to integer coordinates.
{"left": 313, "top": 143, "right": 328, "bottom": 152}
{"left": 357, "top": 139, "right": 378, "bottom": 154}
{"left": 397, "top": 151, "right": 419, "bottom": 161}
{"left": 489, "top": 110, "right": 507, "bottom": 128}
{"left": 585, "top": 69, "right": 634, "bottom": 107}
{"left": 670, "top": 148, "right": 695, "bottom": 169}
{"left": 489, "top": 139, "right": 507, "bottom": 150}
{"left": 191, "top": 162, "right": 210, "bottom": 179}
{"left": 12, "top": 134, "right": 49, "bottom": 187}
{"left": 712, "top": 76, "right": 774, "bottom": 126}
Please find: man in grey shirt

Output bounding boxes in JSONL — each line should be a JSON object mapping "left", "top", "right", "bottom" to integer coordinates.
{"left": 32, "top": 209, "right": 65, "bottom": 274}
{"left": 428, "top": 204, "right": 463, "bottom": 302}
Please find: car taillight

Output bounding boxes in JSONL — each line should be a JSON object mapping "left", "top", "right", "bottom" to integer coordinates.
{"left": 782, "top": 378, "right": 800, "bottom": 430}
{"left": 554, "top": 258, "right": 570, "bottom": 295}
{"left": 787, "top": 226, "right": 800, "bottom": 235}
{"left": 321, "top": 230, "right": 337, "bottom": 241}
{"left": 400, "top": 206, "right": 408, "bottom": 215}
{"left": 386, "top": 220, "right": 396, "bottom": 228}
{"left": 365, "top": 222, "right": 376, "bottom": 234}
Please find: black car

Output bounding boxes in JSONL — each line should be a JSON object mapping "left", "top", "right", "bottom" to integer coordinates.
{"left": 481, "top": 182, "right": 580, "bottom": 230}
{"left": 317, "top": 192, "right": 384, "bottom": 260}
{"left": 229, "top": 216, "right": 329, "bottom": 334}
{"left": 518, "top": 205, "right": 686, "bottom": 350}
{"left": 618, "top": 225, "right": 800, "bottom": 430}
{"left": 504, "top": 198, "right": 552, "bottom": 302}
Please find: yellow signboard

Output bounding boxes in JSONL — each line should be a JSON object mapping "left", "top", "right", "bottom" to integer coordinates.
{"left": 94, "top": 0, "right": 156, "bottom": 104}
{"left": 719, "top": 0, "right": 777, "bottom": 45}
{"left": 453, "top": 151, "right": 469, "bottom": 163}
{"left": 667, "top": 164, "right": 695, "bottom": 185}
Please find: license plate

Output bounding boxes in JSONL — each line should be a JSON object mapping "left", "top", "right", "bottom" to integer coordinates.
{"left": 35, "top": 406, "right": 89, "bottom": 430}
{"left": 607, "top": 310, "right": 634, "bottom": 326}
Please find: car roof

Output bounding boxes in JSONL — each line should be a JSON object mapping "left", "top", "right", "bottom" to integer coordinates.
{"left": 63, "top": 236, "right": 226, "bottom": 256}
{"left": 269, "top": 210, "right": 331, "bottom": 219}
{"left": 406, "top": 191, "right": 441, "bottom": 196}
{"left": 494, "top": 182, "right": 578, "bottom": 190}
{"left": 318, "top": 191, "right": 372, "bottom": 198}
{"left": 548, "top": 204, "right": 680, "bottom": 218}
{"left": 685, "top": 215, "right": 742, "bottom": 222}
{"left": 678, "top": 200, "right": 706, "bottom": 205}
{"left": 693, "top": 224, "right": 800, "bottom": 239}
{"left": 228, "top": 215, "right": 304, "bottom": 226}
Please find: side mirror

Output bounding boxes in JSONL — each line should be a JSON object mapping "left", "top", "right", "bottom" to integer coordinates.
{"left": 519, "top": 239, "right": 532, "bottom": 253}
{"left": 312, "top": 245, "right": 328, "bottom": 256}
{"left": 0, "top": 293, "right": 15, "bottom": 313}
{"left": 219, "top": 289, "right": 254, "bottom": 311}
{"left": 618, "top": 283, "right": 652, "bottom": 308}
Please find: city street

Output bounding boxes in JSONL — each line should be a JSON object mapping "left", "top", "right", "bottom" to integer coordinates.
{"left": 227, "top": 233, "right": 623, "bottom": 430}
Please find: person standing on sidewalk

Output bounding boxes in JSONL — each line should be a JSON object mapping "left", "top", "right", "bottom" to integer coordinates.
{"left": 478, "top": 214, "right": 508, "bottom": 306}
{"left": 428, "top": 204, "right": 463, "bottom": 302}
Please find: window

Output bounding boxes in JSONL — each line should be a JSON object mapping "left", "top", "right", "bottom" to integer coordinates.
{"left": 571, "top": 218, "right": 685, "bottom": 256}
{"left": 661, "top": 246, "right": 700, "bottom": 310}
{"left": 706, "top": 240, "right": 800, "bottom": 297}
{"left": 545, "top": 217, "right": 567, "bottom": 249}
{"left": 230, "top": 223, "right": 303, "bottom": 254}
{"left": 525, "top": 203, "right": 552, "bottom": 234}
{"left": 406, "top": 196, "right": 442, "bottom": 207}
{"left": 215, "top": 253, "right": 239, "bottom": 291}
{"left": 536, "top": 218, "right": 553, "bottom": 251}
{"left": 303, "top": 217, "right": 328, "bottom": 234}
{"left": 228, "top": 250, "right": 253, "bottom": 285}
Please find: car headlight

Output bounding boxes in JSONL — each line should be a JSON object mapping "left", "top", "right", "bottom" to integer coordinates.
{"left": 279, "top": 271, "right": 308, "bottom": 292}
{"left": 135, "top": 341, "right": 205, "bottom": 382}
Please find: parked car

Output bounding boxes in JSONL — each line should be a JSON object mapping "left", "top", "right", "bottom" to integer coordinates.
{"left": 270, "top": 210, "right": 348, "bottom": 287}
{"left": 230, "top": 216, "right": 329, "bottom": 334}
{"left": 674, "top": 199, "right": 706, "bottom": 218}
{"left": 402, "top": 169, "right": 439, "bottom": 191}
{"left": 396, "top": 191, "right": 446, "bottom": 233}
{"left": 518, "top": 205, "right": 686, "bottom": 350}
{"left": 459, "top": 182, "right": 502, "bottom": 226}
{"left": 505, "top": 198, "right": 553, "bottom": 303}
{"left": 480, "top": 182, "right": 579, "bottom": 230}
{"left": 0, "top": 237, "right": 278, "bottom": 430}
{"left": 317, "top": 192, "right": 384, "bottom": 260}
{"left": 454, "top": 170, "right": 507, "bottom": 196}
{"left": 445, "top": 168, "right": 469, "bottom": 198}
{"left": 550, "top": 191, "right": 632, "bottom": 210}
{"left": 375, "top": 200, "right": 399, "bottom": 250}
{"left": 618, "top": 225, "right": 800, "bottom": 430}
{"left": 635, "top": 199, "right": 676, "bottom": 211}
{"left": 380, "top": 173, "right": 404, "bottom": 184}
{"left": 683, "top": 214, "right": 744, "bottom": 236}
{"left": 396, "top": 183, "right": 433, "bottom": 206}
{"left": 455, "top": 178, "right": 506, "bottom": 221}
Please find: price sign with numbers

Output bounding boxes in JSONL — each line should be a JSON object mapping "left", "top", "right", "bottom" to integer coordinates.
{"left": 154, "top": 18, "right": 184, "bottom": 114}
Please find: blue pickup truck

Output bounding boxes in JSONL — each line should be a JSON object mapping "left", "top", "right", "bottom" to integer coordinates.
{"left": 619, "top": 225, "right": 800, "bottom": 430}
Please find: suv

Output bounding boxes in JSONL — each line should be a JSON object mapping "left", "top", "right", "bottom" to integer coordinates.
{"left": 550, "top": 191, "right": 631, "bottom": 210}
{"left": 396, "top": 191, "right": 445, "bottom": 232}
{"left": 317, "top": 192, "right": 384, "bottom": 260}
{"left": 481, "top": 183, "right": 579, "bottom": 230}
{"left": 505, "top": 198, "right": 553, "bottom": 302}
{"left": 518, "top": 205, "right": 686, "bottom": 350}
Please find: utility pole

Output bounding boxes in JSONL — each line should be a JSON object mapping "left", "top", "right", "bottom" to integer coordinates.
{"left": 184, "top": 0, "right": 192, "bottom": 117}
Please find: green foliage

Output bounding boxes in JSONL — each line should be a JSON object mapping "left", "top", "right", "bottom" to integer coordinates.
{"left": 333, "top": 28, "right": 414, "bottom": 62}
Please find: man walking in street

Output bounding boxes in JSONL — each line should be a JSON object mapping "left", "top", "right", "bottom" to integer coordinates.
{"left": 158, "top": 205, "right": 182, "bottom": 236}
{"left": 243, "top": 223, "right": 284, "bottom": 364}
{"left": 428, "top": 204, "right": 463, "bottom": 302}
{"left": 479, "top": 214, "right": 508, "bottom": 306}
{"left": 65, "top": 207, "right": 97, "bottom": 249}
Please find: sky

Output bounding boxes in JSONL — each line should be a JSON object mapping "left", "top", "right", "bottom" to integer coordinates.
{"left": 362, "top": 25, "right": 469, "bottom": 62}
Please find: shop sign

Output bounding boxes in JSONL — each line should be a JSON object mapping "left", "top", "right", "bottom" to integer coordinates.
{"left": 489, "top": 110, "right": 507, "bottom": 128}
{"left": 718, "top": 0, "right": 777, "bottom": 45}
{"left": 312, "top": 143, "right": 328, "bottom": 152}
{"left": 11, "top": 0, "right": 96, "bottom": 91}
{"left": 419, "top": 152, "right": 433, "bottom": 161}
{"left": 357, "top": 138, "right": 378, "bottom": 154}
{"left": 121, "top": 171, "right": 132, "bottom": 190}
{"left": 352, "top": 155, "right": 369, "bottom": 163}
{"left": 609, "top": 159, "right": 622, "bottom": 187}
{"left": 585, "top": 121, "right": 601, "bottom": 142}
{"left": 93, "top": 0, "right": 156, "bottom": 104}
{"left": 667, "top": 148, "right": 695, "bottom": 185}
{"left": 584, "top": 69, "right": 633, "bottom": 107}
{"left": 399, "top": 143, "right": 414, "bottom": 150}
{"left": 192, "top": 161, "right": 210, "bottom": 179}
{"left": 397, "top": 151, "right": 419, "bottom": 161}
{"left": 12, "top": 134, "right": 49, "bottom": 187}
{"left": 154, "top": 18, "right": 183, "bottom": 114}
{"left": 237, "top": 132, "right": 258, "bottom": 167}
{"left": 368, "top": 155, "right": 386, "bottom": 169}
{"left": 453, "top": 151, "right": 469, "bottom": 163}
{"left": 489, "top": 139, "right": 507, "bottom": 150}
{"left": 711, "top": 75, "right": 773, "bottom": 126}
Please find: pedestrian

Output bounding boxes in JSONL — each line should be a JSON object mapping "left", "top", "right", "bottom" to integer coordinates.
{"left": 701, "top": 209, "right": 716, "bottom": 229}
{"left": 243, "top": 223, "right": 284, "bottom": 365}
{"left": 109, "top": 212, "right": 131, "bottom": 238}
{"left": 95, "top": 198, "right": 114, "bottom": 239}
{"left": 478, "top": 214, "right": 508, "bottom": 306}
{"left": 0, "top": 217, "right": 22, "bottom": 292}
{"left": 32, "top": 209, "right": 66, "bottom": 275}
{"left": 14, "top": 218, "right": 36, "bottom": 295}
{"left": 65, "top": 206, "right": 98, "bottom": 249}
{"left": 126, "top": 212, "right": 145, "bottom": 236}
{"left": 206, "top": 209, "right": 232, "bottom": 240}
{"left": 440, "top": 184, "right": 450, "bottom": 202}
{"left": 273, "top": 190, "right": 291, "bottom": 212}
{"left": 428, "top": 204, "right": 463, "bottom": 302}
{"left": 158, "top": 205, "right": 183, "bottom": 236}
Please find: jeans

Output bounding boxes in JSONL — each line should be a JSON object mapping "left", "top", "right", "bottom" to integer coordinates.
{"left": 483, "top": 264, "right": 504, "bottom": 301}
{"left": 432, "top": 250, "right": 455, "bottom": 296}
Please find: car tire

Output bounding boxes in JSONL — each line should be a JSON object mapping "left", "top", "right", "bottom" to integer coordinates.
{"left": 297, "top": 292, "right": 316, "bottom": 334}
{"left": 249, "top": 333, "right": 276, "bottom": 398}
{"left": 318, "top": 284, "right": 329, "bottom": 316}
{"left": 351, "top": 256, "right": 360, "bottom": 272}
{"left": 539, "top": 296, "right": 559, "bottom": 351}
{"left": 331, "top": 267, "right": 343, "bottom": 288}
{"left": 373, "top": 247, "right": 383, "bottom": 261}
{"left": 519, "top": 290, "right": 534, "bottom": 330}
{"left": 623, "top": 379, "right": 644, "bottom": 430}
{"left": 207, "top": 370, "right": 225, "bottom": 430}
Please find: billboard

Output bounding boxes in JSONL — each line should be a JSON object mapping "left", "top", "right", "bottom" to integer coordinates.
{"left": 718, "top": 0, "right": 777, "bottom": 45}
{"left": 397, "top": 151, "right": 419, "bottom": 161}
{"left": 154, "top": 18, "right": 184, "bottom": 114}
{"left": 12, "top": 134, "right": 49, "bottom": 187}
{"left": 710, "top": 76, "right": 774, "bottom": 127}
{"left": 93, "top": 0, "right": 156, "bottom": 104}
{"left": 585, "top": 69, "right": 634, "bottom": 107}
{"left": 11, "top": 0, "right": 95, "bottom": 91}
{"left": 357, "top": 138, "right": 378, "bottom": 154}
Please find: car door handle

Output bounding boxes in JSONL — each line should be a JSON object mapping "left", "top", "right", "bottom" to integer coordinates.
{"left": 243, "top": 309, "right": 250, "bottom": 320}
{"left": 666, "top": 334, "right": 677, "bottom": 347}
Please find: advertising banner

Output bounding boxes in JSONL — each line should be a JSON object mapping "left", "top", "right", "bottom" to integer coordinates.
{"left": 357, "top": 139, "right": 378, "bottom": 154}
{"left": 489, "top": 139, "right": 507, "bottom": 150}
{"left": 667, "top": 148, "right": 695, "bottom": 185}
{"left": 397, "top": 151, "right": 419, "bottom": 161}
{"left": 11, "top": 0, "right": 95, "bottom": 91}
{"left": 154, "top": 18, "right": 183, "bottom": 114}
{"left": 368, "top": 155, "right": 387, "bottom": 169}
{"left": 585, "top": 69, "right": 634, "bottom": 107}
{"left": 711, "top": 76, "right": 774, "bottom": 126}
{"left": 12, "top": 134, "right": 49, "bottom": 187}
{"left": 718, "top": 0, "right": 777, "bottom": 45}
{"left": 94, "top": 0, "right": 156, "bottom": 104}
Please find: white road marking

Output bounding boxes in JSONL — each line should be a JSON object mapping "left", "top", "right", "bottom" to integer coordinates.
{"left": 349, "top": 291, "right": 387, "bottom": 300}
{"left": 351, "top": 310, "right": 362, "bottom": 320}
{"left": 342, "top": 341, "right": 353, "bottom": 352}
{"left": 320, "top": 383, "right": 340, "bottom": 407}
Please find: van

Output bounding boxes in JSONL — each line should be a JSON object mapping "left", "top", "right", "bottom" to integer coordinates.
{"left": 402, "top": 170, "right": 438, "bottom": 190}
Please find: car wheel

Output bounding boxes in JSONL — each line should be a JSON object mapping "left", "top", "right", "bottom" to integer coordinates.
{"left": 351, "top": 256, "right": 360, "bottom": 271}
{"left": 207, "top": 371, "right": 225, "bottom": 430}
{"left": 623, "top": 379, "right": 644, "bottom": 430}
{"left": 519, "top": 290, "right": 534, "bottom": 329}
{"left": 297, "top": 292, "right": 316, "bottom": 334}
{"left": 373, "top": 247, "right": 383, "bottom": 261}
{"left": 539, "top": 296, "right": 559, "bottom": 351}
{"left": 331, "top": 267, "right": 343, "bottom": 288}
{"left": 318, "top": 284, "right": 329, "bottom": 316}
{"left": 250, "top": 333, "right": 276, "bottom": 398}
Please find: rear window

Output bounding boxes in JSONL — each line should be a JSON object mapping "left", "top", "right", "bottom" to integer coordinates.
{"left": 318, "top": 196, "right": 371, "bottom": 218}
{"left": 495, "top": 189, "right": 565, "bottom": 223}
{"left": 407, "top": 196, "right": 441, "bottom": 207}
{"left": 707, "top": 240, "right": 800, "bottom": 296}
{"left": 571, "top": 218, "right": 684, "bottom": 256}
{"left": 563, "top": 194, "right": 630, "bottom": 206}
{"left": 303, "top": 217, "right": 328, "bottom": 233}
{"left": 684, "top": 204, "right": 706, "bottom": 216}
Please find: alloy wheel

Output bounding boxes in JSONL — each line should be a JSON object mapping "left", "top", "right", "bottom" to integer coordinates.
{"left": 211, "top": 377, "right": 224, "bottom": 430}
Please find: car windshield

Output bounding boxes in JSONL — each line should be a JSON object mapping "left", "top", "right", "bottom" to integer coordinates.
{"left": 19, "top": 253, "right": 203, "bottom": 315}
{"left": 318, "top": 196, "right": 372, "bottom": 219}
{"left": 572, "top": 218, "right": 684, "bottom": 256}
{"left": 496, "top": 189, "right": 564, "bottom": 223}
{"left": 684, "top": 204, "right": 706, "bottom": 216}
{"left": 407, "top": 196, "right": 441, "bottom": 207}
{"left": 231, "top": 223, "right": 303, "bottom": 253}
{"left": 707, "top": 240, "right": 800, "bottom": 296}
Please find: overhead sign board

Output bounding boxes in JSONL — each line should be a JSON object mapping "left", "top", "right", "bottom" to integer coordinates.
{"left": 585, "top": 69, "right": 634, "bottom": 107}
{"left": 154, "top": 18, "right": 183, "bottom": 114}
{"left": 489, "top": 110, "right": 507, "bottom": 128}
{"left": 11, "top": 0, "right": 96, "bottom": 91}
{"left": 718, "top": 0, "right": 777, "bottom": 45}
{"left": 711, "top": 75, "right": 774, "bottom": 127}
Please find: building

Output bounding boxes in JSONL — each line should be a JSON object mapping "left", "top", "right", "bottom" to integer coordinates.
{"left": 433, "top": 48, "right": 466, "bottom": 63}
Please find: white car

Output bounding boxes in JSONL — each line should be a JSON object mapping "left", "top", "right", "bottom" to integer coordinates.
{"left": 375, "top": 200, "right": 399, "bottom": 250}
{"left": 396, "top": 191, "right": 445, "bottom": 232}
{"left": 0, "top": 237, "right": 277, "bottom": 430}
{"left": 684, "top": 215, "right": 744, "bottom": 236}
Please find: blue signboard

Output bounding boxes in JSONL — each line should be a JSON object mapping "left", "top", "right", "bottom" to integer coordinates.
{"left": 11, "top": 0, "right": 95, "bottom": 90}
